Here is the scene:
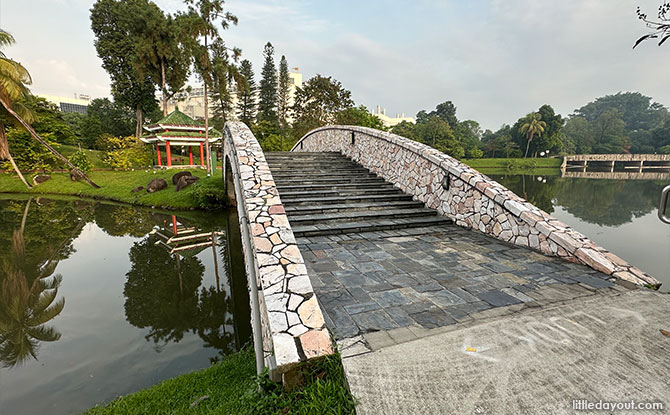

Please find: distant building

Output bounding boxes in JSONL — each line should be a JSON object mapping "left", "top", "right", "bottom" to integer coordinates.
{"left": 38, "top": 93, "right": 91, "bottom": 114}
{"left": 163, "top": 68, "right": 303, "bottom": 122}
{"left": 373, "top": 105, "right": 415, "bottom": 128}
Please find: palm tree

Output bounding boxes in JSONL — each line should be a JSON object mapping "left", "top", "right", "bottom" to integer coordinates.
{"left": 519, "top": 113, "right": 546, "bottom": 158}
{"left": 0, "top": 30, "right": 99, "bottom": 188}
{"left": 0, "top": 200, "right": 65, "bottom": 367}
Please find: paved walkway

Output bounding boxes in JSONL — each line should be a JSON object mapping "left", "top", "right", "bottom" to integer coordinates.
{"left": 297, "top": 224, "right": 618, "bottom": 340}
{"left": 339, "top": 289, "right": 670, "bottom": 414}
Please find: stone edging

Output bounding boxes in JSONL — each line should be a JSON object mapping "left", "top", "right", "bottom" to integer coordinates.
{"left": 292, "top": 126, "right": 660, "bottom": 288}
{"left": 223, "top": 122, "right": 333, "bottom": 375}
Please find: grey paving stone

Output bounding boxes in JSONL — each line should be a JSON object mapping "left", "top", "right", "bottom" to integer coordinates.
{"left": 344, "top": 301, "right": 381, "bottom": 315}
{"left": 385, "top": 306, "right": 415, "bottom": 326}
{"left": 369, "top": 289, "right": 412, "bottom": 308}
{"left": 425, "top": 290, "right": 466, "bottom": 307}
{"left": 347, "top": 286, "right": 373, "bottom": 303}
{"left": 411, "top": 308, "right": 457, "bottom": 329}
{"left": 413, "top": 281, "right": 445, "bottom": 292}
{"left": 351, "top": 309, "right": 399, "bottom": 332}
{"left": 573, "top": 274, "right": 615, "bottom": 288}
{"left": 353, "top": 261, "right": 385, "bottom": 273}
{"left": 476, "top": 289, "right": 523, "bottom": 307}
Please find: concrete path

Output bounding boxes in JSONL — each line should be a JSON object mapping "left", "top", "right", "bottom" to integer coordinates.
{"left": 340, "top": 289, "right": 670, "bottom": 414}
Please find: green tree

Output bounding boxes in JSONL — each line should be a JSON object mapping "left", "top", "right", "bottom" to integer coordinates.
{"left": 291, "top": 74, "right": 354, "bottom": 138}
{"left": 416, "top": 101, "right": 458, "bottom": 129}
{"left": 91, "top": 0, "right": 158, "bottom": 138}
{"left": 390, "top": 120, "right": 416, "bottom": 140}
{"left": 134, "top": 8, "right": 190, "bottom": 116}
{"left": 257, "top": 42, "right": 278, "bottom": 123}
{"left": 179, "top": 0, "right": 238, "bottom": 175}
{"left": 334, "top": 105, "right": 386, "bottom": 130}
{"left": 277, "top": 55, "right": 290, "bottom": 130}
{"left": 210, "top": 38, "right": 240, "bottom": 130}
{"left": 412, "top": 117, "right": 465, "bottom": 158}
{"left": 563, "top": 117, "right": 592, "bottom": 154}
{"left": 590, "top": 109, "right": 628, "bottom": 153}
{"left": 236, "top": 59, "right": 256, "bottom": 127}
{"left": 519, "top": 113, "right": 546, "bottom": 158}
{"left": 82, "top": 98, "right": 135, "bottom": 148}
{"left": 573, "top": 92, "right": 666, "bottom": 133}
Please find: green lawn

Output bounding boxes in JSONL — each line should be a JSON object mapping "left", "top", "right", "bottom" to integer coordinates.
{"left": 462, "top": 157, "right": 562, "bottom": 169}
{"left": 85, "top": 349, "right": 356, "bottom": 415}
{"left": 58, "top": 145, "right": 108, "bottom": 168}
{"left": 0, "top": 168, "right": 225, "bottom": 210}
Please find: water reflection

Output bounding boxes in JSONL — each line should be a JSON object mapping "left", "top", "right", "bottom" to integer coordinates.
{"left": 494, "top": 174, "right": 667, "bottom": 226}
{"left": 0, "top": 196, "right": 250, "bottom": 414}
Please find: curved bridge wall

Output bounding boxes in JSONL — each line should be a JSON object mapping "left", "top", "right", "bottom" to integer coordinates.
{"left": 292, "top": 126, "right": 659, "bottom": 287}
{"left": 223, "top": 122, "right": 332, "bottom": 376}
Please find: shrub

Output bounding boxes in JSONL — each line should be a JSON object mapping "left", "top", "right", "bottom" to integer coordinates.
{"left": 68, "top": 149, "right": 93, "bottom": 172}
{"left": 192, "top": 179, "right": 227, "bottom": 209}
{"left": 2, "top": 129, "right": 58, "bottom": 172}
{"left": 102, "top": 136, "right": 152, "bottom": 169}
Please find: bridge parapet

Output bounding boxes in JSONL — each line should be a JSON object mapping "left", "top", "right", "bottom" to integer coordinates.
{"left": 293, "top": 126, "right": 660, "bottom": 288}
{"left": 565, "top": 154, "right": 670, "bottom": 162}
{"left": 223, "top": 122, "right": 333, "bottom": 381}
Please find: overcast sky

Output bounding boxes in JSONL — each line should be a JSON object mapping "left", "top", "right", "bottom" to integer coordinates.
{"left": 2, "top": 0, "right": 669, "bottom": 130}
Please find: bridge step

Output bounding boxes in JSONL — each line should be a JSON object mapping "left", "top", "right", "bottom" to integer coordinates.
{"left": 284, "top": 200, "right": 425, "bottom": 215}
{"left": 280, "top": 194, "right": 416, "bottom": 206}
{"left": 276, "top": 182, "right": 398, "bottom": 192}
{"left": 291, "top": 216, "right": 452, "bottom": 237}
{"left": 265, "top": 152, "right": 453, "bottom": 236}
{"left": 287, "top": 208, "right": 437, "bottom": 226}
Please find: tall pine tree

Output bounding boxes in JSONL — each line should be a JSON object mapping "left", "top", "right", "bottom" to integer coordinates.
{"left": 277, "top": 55, "right": 290, "bottom": 130}
{"left": 236, "top": 59, "right": 256, "bottom": 127}
{"left": 257, "top": 42, "right": 277, "bottom": 123}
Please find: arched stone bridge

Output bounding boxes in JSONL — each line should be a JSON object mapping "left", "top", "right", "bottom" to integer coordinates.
{"left": 222, "top": 122, "right": 660, "bottom": 385}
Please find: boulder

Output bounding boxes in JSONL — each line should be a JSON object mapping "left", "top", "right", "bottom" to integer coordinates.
{"left": 172, "top": 171, "right": 192, "bottom": 185}
{"left": 69, "top": 170, "right": 83, "bottom": 182}
{"left": 32, "top": 174, "right": 51, "bottom": 185}
{"left": 176, "top": 175, "right": 200, "bottom": 192}
{"left": 130, "top": 186, "right": 144, "bottom": 193}
{"left": 146, "top": 178, "right": 168, "bottom": 193}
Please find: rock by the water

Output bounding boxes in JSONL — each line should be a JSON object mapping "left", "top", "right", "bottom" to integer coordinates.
{"left": 176, "top": 175, "right": 200, "bottom": 192}
{"left": 146, "top": 178, "right": 168, "bottom": 193}
{"left": 130, "top": 186, "right": 144, "bottom": 193}
{"left": 69, "top": 170, "right": 83, "bottom": 181}
{"left": 172, "top": 171, "right": 192, "bottom": 185}
{"left": 33, "top": 174, "right": 51, "bottom": 185}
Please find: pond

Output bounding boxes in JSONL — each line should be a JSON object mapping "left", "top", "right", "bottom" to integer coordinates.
{"left": 0, "top": 196, "right": 250, "bottom": 415}
{"left": 488, "top": 171, "right": 670, "bottom": 291}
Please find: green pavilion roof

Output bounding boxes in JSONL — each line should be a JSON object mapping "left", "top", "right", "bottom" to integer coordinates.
{"left": 141, "top": 109, "right": 222, "bottom": 144}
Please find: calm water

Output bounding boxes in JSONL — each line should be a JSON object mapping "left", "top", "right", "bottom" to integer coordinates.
{"left": 487, "top": 172, "right": 670, "bottom": 291}
{"left": 0, "top": 196, "right": 250, "bottom": 415}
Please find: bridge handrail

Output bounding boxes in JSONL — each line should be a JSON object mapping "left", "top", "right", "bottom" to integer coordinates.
{"left": 223, "top": 122, "right": 333, "bottom": 380}
{"left": 292, "top": 125, "right": 660, "bottom": 288}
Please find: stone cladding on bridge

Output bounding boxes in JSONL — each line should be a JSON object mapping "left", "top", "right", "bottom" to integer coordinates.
{"left": 223, "top": 122, "right": 333, "bottom": 378}
{"left": 292, "top": 126, "right": 660, "bottom": 288}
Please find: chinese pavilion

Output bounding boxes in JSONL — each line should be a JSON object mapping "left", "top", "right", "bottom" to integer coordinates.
{"left": 140, "top": 109, "right": 222, "bottom": 167}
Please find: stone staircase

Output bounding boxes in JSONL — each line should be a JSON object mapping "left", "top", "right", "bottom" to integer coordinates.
{"left": 265, "top": 152, "right": 452, "bottom": 237}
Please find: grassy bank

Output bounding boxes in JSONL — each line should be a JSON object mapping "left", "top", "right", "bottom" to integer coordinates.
{"left": 462, "top": 157, "right": 561, "bottom": 169}
{"left": 0, "top": 169, "right": 225, "bottom": 210}
{"left": 85, "top": 348, "right": 355, "bottom": 415}
{"left": 59, "top": 145, "right": 108, "bottom": 168}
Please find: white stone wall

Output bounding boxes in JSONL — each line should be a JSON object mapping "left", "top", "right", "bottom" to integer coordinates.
{"left": 224, "top": 122, "right": 333, "bottom": 374}
{"left": 292, "top": 126, "right": 660, "bottom": 288}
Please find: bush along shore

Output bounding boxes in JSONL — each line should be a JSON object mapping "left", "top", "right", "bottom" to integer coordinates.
{"left": 0, "top": 168, "right": 227, "bottom": 210}
{"left": 84, "top": 348, "right": 356, "bottom": 415}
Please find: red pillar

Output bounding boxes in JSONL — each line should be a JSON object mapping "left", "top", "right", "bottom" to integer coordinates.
{"left": 171, "top": 215, "right": 178, "bottom": 235}
{"left": 189, "top": 146, "right": 193, "bottom": 165}
{"left": 166, "top": 141, "right": 172, "bottom": 167}
{"left": 199, "top": 143, "right": 204, "bottom": 167}
{"left": 156, "top": 144, "right": 162, "bottom": 166}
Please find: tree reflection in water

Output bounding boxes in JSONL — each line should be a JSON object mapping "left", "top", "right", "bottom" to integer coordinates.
{"left": 0, "top": 198, "right": 77, "bottom": 367}
{"left": 495, "top": 175, "right": 666, "bottom": 226}
{"left": 123, "top": 216, "right": 245, "bottom": 362}
{"left": 0, "top": 198, "right": 248, "bottom": 368}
